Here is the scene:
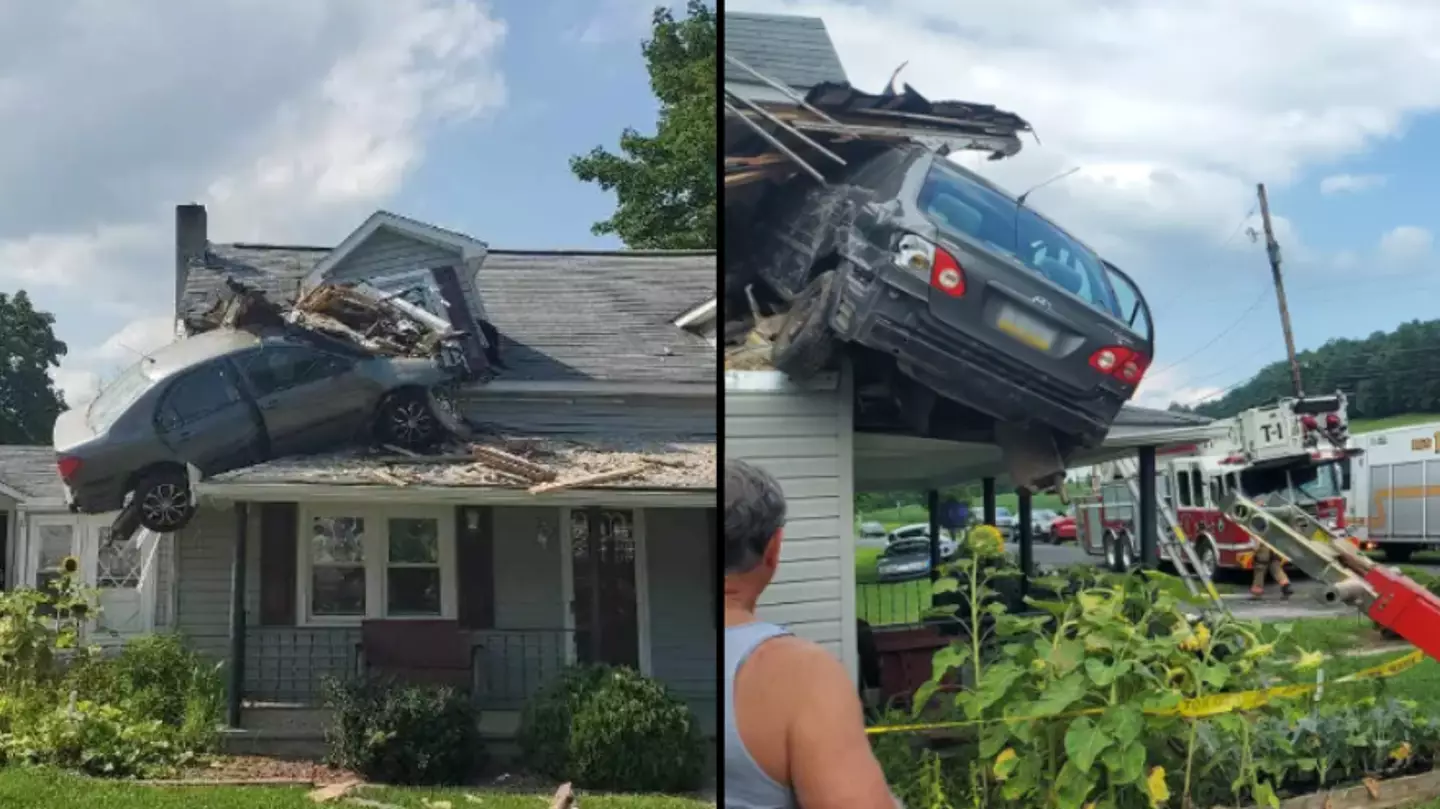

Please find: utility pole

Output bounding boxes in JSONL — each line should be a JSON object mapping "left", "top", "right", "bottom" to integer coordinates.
{"left": 1256, "top": 183, "right": 1304, "bottom": 397}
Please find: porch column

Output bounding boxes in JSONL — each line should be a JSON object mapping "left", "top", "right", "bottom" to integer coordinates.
{"left": 926, "top": 489, "right": 941, "bottom": 583}
{"left": 1016, "top": 488, "right": 1034, "bottom": 598}
{"left": 227, "top": 502, "right": 249, "bottom": 728}
{"left": 982, "top": 478, "right": 997, "bottom": 526}
{"left": 1138, "top": 446, "right": 1159, "bottom": 568}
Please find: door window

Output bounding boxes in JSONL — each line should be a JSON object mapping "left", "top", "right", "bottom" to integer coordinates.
{"left": 1176, "top": 471, "right": 1193, "bottom": 507}
{"left": 239, "top": 346, "right": 352, "bottom": 398}
{"left": 571, "top": 509, "right": 639, "bottom": 669}
{"left": 156, "top": 363, "right": 242, "bottom": 432}
{"left": 1192, "top": 472, "right": 1206, "bottom": 508}
{"left": 94, "top": 526, "right": 140, "bottom": 589}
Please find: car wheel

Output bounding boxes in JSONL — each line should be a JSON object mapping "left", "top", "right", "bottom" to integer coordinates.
{"left": 1116, "top": 532, "right": 1136, "bottom": 573}
{"left": 1195, "top": 537, "right": 1219, "bottom": 580}
{"left": 378, "top": 390, "right": 442, "bottom": 449}
{"left": 772, "top": 271, "right": 838, "bottom": 379}
{"left": 1383, "top": 545, "right": 1416, "bottom": 564}
{"left": 1103, "top": 532, "right": 1119, "bottom": 571}
{"left": 134, "top": 470, "right": 195, "bottom": 533}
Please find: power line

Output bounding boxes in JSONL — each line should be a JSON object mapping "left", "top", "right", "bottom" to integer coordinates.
{"left": 1149, "top": 286, "right": 1273, "bottom": 377}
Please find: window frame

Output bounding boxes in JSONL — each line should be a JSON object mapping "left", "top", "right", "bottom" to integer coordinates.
{"left": 154, "top": 360, "right": 244, "bottom": 434}
{"left": 296, "top": 504, "right": 457, "bottom": 627}
{"left": 236, "top": 344, "right": 356, "bottom": 399}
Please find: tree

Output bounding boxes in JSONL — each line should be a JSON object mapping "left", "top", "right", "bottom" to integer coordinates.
{"left": 0, "top": 290, "right": 67, "bottom": 444}
{"left": 570, "top": 1, "right": 716, "bottom": 250}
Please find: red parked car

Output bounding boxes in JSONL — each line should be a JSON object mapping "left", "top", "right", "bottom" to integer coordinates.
{"left": 1048, "top": 515, "right": 1077, "bottom": 543}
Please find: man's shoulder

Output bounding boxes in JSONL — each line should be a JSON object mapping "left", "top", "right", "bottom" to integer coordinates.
{"left": 749, "top": 634, "right": 849, "bottom": 681}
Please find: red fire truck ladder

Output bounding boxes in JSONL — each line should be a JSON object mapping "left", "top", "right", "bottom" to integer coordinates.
{"left": 1111, "top": 457, "right": 1231, "bottom": 615}
{"left": 1222, "top": 491, "right": 1440, "bottom": 662}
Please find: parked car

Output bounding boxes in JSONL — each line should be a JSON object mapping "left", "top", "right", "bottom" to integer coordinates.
{"left": 993, "top": 506, "right": 1017, "bottom": 538}
{"left": 859, "top": 521, "right": 888, "bottom": 541}
{"left": 53, "top": 329, "right": 460, "bottom": 539}
{"left": 1031, "top": 508, "right": 1060, "bottom": 537}
{"left": 1048, "top": 515, "right": 1077, "bottom": 543}
{"left": 876, "top": 538, "right": 935, "bottom": 582}
{"left": 884, "top": 523, "right": 959, "bottom": 560}
{"left": 748, "top": 144, "right": 1154, "bottom": 491}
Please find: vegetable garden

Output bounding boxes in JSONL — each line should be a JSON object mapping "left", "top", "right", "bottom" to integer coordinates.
{"left": 870, "top": 525, "right": 1440, "bottom": 808}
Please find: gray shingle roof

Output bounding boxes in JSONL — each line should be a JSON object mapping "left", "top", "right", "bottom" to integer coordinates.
{"left": 723, "top": 12, "right": 848, "bottom": 90}
{"left": 476, "top": 251, "right": 715, "bottom": 384}
{"left": 0, "top": 445, "right": 64, "bottom": 501}
{"left": 180, "top": 244, "right": 717, "bottom": 385}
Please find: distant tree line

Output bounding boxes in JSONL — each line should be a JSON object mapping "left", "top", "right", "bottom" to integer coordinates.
{"left": 1171, "top": 318, "right": 1440, "bottom": 420}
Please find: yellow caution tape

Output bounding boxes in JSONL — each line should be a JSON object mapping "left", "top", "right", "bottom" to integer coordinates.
{"left": 866, "top": 650, "right": 1426, "bottom": 736}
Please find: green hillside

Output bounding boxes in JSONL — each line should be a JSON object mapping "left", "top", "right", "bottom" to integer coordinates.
{"left": 1349, "top": 413, "right": 1440, "bottom": 434}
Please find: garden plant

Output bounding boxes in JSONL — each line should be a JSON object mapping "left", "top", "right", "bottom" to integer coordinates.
{"left": 874, "top": 526, "right": 1440, "bottom": 808}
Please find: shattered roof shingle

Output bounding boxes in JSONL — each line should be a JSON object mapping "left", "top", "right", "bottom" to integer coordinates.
{"left": 723, "top": 12, "right": 848, "bottom": 90}
{"left": 0, "top": 446, "right": 64, "bottom": 501}
{"left": 181, "top": 245, "right": 717, "bottom": 385}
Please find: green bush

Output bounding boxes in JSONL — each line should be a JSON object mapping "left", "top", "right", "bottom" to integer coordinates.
{"left": 64, "top": 633, "right": 224, "bottom": 750}
{"left": 323, "top": 677, "right": 484, "bottom": 785}
{"left": 518, "top": 664, "right": 706, "bottom": 793}
{"left": 0, "top": 699, "right": 190, "bottom": 777}
{"left": 517, "top": 664, "right": 611, "bottom": 780}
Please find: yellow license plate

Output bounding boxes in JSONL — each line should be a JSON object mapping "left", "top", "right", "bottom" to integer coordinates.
{"left": 997, "top": 308, "right": 1056, "bottom": 351}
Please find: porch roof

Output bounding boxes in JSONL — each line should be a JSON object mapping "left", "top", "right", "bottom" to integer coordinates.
{"left": 0, "top": 446, "right": 64, "bottom": 503}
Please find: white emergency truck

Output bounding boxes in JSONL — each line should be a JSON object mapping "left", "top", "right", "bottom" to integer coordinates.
{"left": 1348, "top": 420, "right": 1440, "bottom": 562}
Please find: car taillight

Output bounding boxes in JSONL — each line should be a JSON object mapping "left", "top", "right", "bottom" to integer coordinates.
{"left": 895, "top": 233, "right": 966, "bottom": 297}
{"left": 1088, "top": 346, "right": 1150, "bottom": 387}
{"left": 56, "top": 455, "right": 81, "bottom": 482}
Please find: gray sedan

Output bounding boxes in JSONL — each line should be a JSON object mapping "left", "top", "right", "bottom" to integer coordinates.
{"left": 53, "top": 329, "right": 459, "bottom": 538}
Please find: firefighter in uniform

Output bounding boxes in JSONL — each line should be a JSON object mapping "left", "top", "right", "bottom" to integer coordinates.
{"left": 1251, "top": 544, "right": 1294, "bottom": 599}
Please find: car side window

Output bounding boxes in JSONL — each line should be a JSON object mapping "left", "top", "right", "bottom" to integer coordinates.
{"left": 1104, "top": 262, "right": 1154, "bottom": 342}
{"left": 156, "top": 363, "right": 242, "bottom": 432}
{"left": 240, "top": 346, "right": 354, "bottom": 397}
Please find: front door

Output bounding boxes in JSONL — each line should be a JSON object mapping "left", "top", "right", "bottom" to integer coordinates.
{"left": 569, "top": 508, "right": 641, "bottom": 670}
{"left": 27, "top": 514, "right": 158, "bottom": 641}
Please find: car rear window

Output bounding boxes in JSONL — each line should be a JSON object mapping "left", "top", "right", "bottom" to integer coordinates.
{"left": 917, "top": 161, "right": 1122, "bottom": 319}
{"left": 86, "top": 361, "right": 155, "bottom": 431}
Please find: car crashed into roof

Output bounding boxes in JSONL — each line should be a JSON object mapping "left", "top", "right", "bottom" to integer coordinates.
{"left": 724, "top": 77, "right": 1156, "bottom": 493}
{"left": 53, "top": 278, "right": 477, "bottom": 542}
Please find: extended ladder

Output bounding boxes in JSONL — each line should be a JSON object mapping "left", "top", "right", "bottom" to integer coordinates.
{"left": 1110, "top": 457, "right": 1231, "bottom": 616}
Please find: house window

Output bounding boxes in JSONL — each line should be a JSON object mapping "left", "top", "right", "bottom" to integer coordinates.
{"left": 35, "top": 523, "right": 74, "bottom": 593}
{"left": 386, "top": 517, "right": 441, "bottom": 616}
{"left": 298, "top": 507, "right": 455, "bottom": 625}
{"left": 309, "top": 516, "right": 367, "bottom": 617}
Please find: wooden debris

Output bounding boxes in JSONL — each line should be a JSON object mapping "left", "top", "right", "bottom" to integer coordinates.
{"left": 529, "top": 463, "right": 651, "bottom": 494}
{"left": 471, "top": 444, "right": 557, "bottom": 483}
{"left": 380, "top": 444, "right": 421, "bottom": 457}
{"left": 550, "top": 783, "right": 575, "bottom": 809}
{"left": 344, "top": 798, "right": 406, "bottom": 809}
{"left": 366, "top": 469, "right": 411, "bottom": 487}
{"left": 309, "top": 780, "right": 364, "bottom": 803}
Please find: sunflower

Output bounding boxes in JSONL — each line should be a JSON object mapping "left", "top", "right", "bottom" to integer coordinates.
{"left": 60, "top": 555, "right": 80, "bottom": 575}
{"left": 968, "top": 524, "right": 1005, "bottom": 557}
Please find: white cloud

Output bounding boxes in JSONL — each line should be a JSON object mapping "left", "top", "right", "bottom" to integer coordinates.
{"left": 1378, "top": 225, "right": 1433, "bottom": 262}
{"left": 0, "top": 0, "right": 508, "bottom": 412}
{"left": 51, "top": 368, "right": 100, "bottom": 411}
{"left": 1133, "top": 366, "right": 1225, "bottom": 410}
{"left": 1320, "top": 173, "right": 1388, "bottom": 194}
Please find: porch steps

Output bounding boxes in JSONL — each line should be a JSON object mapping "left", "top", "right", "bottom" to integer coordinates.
{"left": 222, "top": 704, "right": 526, "bottom": 761}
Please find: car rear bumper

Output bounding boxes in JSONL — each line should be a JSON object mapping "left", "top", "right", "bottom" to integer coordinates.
{"left": 877, "top": 569, "right": 931, "bottom": 583}
{"left": 64, "top": 482, "right": 124, "bottom": 515}
{"left": 835, "top": 270, "right": 1121, "bottom": 445}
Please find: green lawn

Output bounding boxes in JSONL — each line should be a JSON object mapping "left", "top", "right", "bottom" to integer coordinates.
{"left": 0, "top": 767, "right": 711, "bottom": 809}
{"left": 1349, "top": 413, "right": 1440, "bottom": 434}
{"left": 1262, "top": 614, "right": 1389, "bottom": 654}
{"left": 860, "top": 489, "right": 1080, "bottom": 528}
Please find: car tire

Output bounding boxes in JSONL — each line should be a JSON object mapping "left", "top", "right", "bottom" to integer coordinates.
{"left": 1103, "top": 532, "right": 1119, "bottom": 571}
{"left": 772, "top": 270, "right": 838, "bottom": 379}
{"left": 377, "top": 389, "right": 443, "bottom": 450}
{"left": 1383, "top": 545, "right": 1416, "bottom": 564}
{"left": 134, "top": 469, "right": 195, "bottom": 534}
{"left": 1194, "top": 536, "right": 1219, "bottom": 580}
{"left": 1115, "top": 531, "right": 1136, "bottom": 573}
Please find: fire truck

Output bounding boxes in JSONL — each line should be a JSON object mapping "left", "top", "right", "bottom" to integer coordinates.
{"left": 1075, "top": 393, "right": 1359, "bottom": 576}
{"left": 1345, "top": 419, "right": 1440, "bottom": 563}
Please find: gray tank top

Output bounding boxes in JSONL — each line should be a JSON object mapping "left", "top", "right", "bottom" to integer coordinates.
{"left": 724, "top": 621, "right": 798, "bottom": 809}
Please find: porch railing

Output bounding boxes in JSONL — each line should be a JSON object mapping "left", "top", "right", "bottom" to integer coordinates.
{"left": 856, "top": 580, "right": 933, "bottom": 627}
{"left": 470, "top": 628, "right": 574, "bottom": 710}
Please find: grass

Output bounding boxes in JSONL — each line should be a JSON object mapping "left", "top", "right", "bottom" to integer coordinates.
{"left": 1349, "top": 413, "right": 1440, "bottom": 434}
{"left": 1261, "top": 614, "right": 1389, "bottom": 654}
{"left": 859, "top": 488, "right": 1083, "bottom": 528}
{"left": 0, "top": 767, "right": 711, "bottom": 809}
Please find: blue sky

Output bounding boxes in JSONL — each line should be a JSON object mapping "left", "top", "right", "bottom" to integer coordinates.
{"left": 0, "top": 0, "right": 674, "bottom": 407}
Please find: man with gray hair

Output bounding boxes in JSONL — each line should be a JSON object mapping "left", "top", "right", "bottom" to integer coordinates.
{"left": 724, "top": 459, "right": 895, "bottom": 808}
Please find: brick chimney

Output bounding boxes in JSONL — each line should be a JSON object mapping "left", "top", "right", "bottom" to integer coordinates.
{"left": 174, "top": 203, "right": 207, "bottom": 320}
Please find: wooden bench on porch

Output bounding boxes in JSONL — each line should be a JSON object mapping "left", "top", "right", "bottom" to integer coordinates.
{"left": 356, "top": 619, "right": 472, "bottom": 690}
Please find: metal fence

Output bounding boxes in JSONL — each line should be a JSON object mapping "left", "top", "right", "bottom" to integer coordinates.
{"left": 470, "top": 628, "right": 575, "bottom": 710}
